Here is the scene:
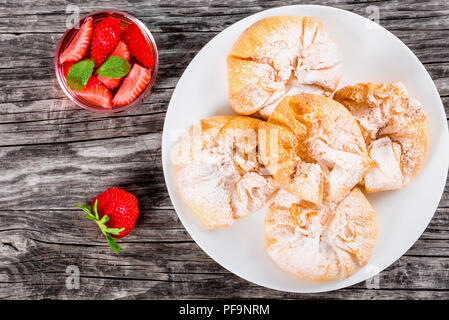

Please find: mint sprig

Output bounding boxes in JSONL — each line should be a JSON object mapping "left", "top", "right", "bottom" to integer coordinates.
{"left": 96, "top": 56, "right": 130, "bottom": 79}
{"left": 66, "top": 59, "right": 95, "bottom": 90}
{"left": 75, "top": 199, "right": 125, "bottom": 254}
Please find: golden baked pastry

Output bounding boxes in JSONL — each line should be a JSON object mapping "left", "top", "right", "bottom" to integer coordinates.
{"left": 334, "top": 81, "right": 428, "bottom": 192}
{"left": 258, "top": 93, "right": 374, "bottom": 205}
{"left": 265, "top": 187, "right": 377, "bottom": 282}
{"left": 227, "top": 15, "right": 342, "bottom": 119}
{"left": 173, "top": 116, "right": 278, "bottom": 229}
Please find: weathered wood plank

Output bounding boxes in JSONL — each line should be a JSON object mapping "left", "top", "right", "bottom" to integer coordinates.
{"left": 0, "top": 105, "right": 166, "bottom": 146}
{"left": 1, "top": 0, "right": 449, "bottom": 20}
{"left": 0, "top": 134, "right": 171, "bottom": 209}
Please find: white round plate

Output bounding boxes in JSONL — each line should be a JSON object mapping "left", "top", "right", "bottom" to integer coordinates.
{"left": 162, "top": 5, "right": 449, "bottom": 293}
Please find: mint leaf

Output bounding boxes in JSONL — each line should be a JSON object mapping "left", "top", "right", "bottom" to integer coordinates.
{"left": 66, "top": 59, "right": 94, "bottom": 90}
{"left": 96, "top": 56, "right": 130, "bottom": 79}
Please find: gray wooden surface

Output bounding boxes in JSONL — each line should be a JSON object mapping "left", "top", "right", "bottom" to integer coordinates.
{"left": 0, "top": 0, "right": 448, "bottom": 300}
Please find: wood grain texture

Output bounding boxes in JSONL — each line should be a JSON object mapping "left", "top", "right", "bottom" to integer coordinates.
{"left": 0, "top": 0, "right": 448, "bottom": 300}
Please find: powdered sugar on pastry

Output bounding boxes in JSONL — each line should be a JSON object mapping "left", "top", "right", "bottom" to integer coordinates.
{"left": 334, "top": 81, "right": 428, "bottom": 192}
{"left": 233, "top": 172, "right": 278, "bottom": 218}
{"left": 176, "top": 162, "right": 236, "bottom": 228}
{"left": 173, "top": 116, "right": 278, "bottom": 229}
{"left": 265, "top": 187, "right": 377, "bottom": 281}
{"left": 227, "top": 16, "right": 342, "bottom": 119}
{"left": 259, "top": 94, "right": 374, "bottom": 205}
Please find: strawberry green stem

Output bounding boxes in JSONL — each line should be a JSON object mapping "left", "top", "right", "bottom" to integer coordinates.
{"left": 75, "top": 199, "right": 125, "bottom": 254}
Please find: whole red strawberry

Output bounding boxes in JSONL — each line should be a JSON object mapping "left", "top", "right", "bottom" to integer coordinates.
{"left": 76, "top": 187, "right": 139, "bottom": 253}
{"left": 91, "top": 17, "right": 121, "bottom": 67}
{"left": 121, "top": 23, "right": 154, "bottom": 68}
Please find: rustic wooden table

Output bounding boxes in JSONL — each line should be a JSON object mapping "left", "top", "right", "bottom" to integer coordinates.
{"left": 0, "top": 0, "right": 448, "bottom": 300}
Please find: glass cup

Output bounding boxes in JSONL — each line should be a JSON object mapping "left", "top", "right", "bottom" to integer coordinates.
{"left": 55, "top": 10, "right": 159, "bottom": 113}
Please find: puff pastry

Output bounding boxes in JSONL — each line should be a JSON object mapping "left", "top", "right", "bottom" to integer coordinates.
{"left": 227, "top": 15, "right": 342, "bottom": 119}
{"left": 334, "top": 81, "right": 428, "bottom": 192}
{"left": 265, "top": 187, "right": 377, "bottom": 282}
{"left": 173, "top": 116, "right": 278, "bottom": 229}
{"left": 258, "top": 93, "right": 374, "bottom": 206}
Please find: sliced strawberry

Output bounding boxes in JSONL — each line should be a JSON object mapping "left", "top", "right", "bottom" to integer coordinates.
{"left": 121, "top": 23, "right": 154, "bottom": 68}
{"left": 96, "top": 74, "right": 121, "bottom": 90}
{"left": 62, "top": 61, "right": 75, "bottom": 78}
{"left": 91, "top": 17, "right": 121, "bottom": 68}
{"left": 60, "top": 17, "right": 93, "bottom": 64}
{"left": 110, "top": 40, "right": 130, "bottom": 61}
{"left": 75, "top": 76, "right": 112, "bottom": 109}
{"left": 97, "top": 40, "right": 130, "bottom": 89}
{"left": 112, "top": 64, "right": 151, "bottom": 107}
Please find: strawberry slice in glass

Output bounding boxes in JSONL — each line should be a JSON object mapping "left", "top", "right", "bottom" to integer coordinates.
{"left": 121, "top": 23, "right": 154, "bottom": 68}
{"left": 59, "top": 17, "right": 93, "bottom": 64}
{"left": 112, "top": 64, "right": 151, "bottom": 107}
{"left": 75, "top": 76, "right": 112, "bottom": 109}
{"left": 91, "top": 17, "right": 121, "bottom": 68}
